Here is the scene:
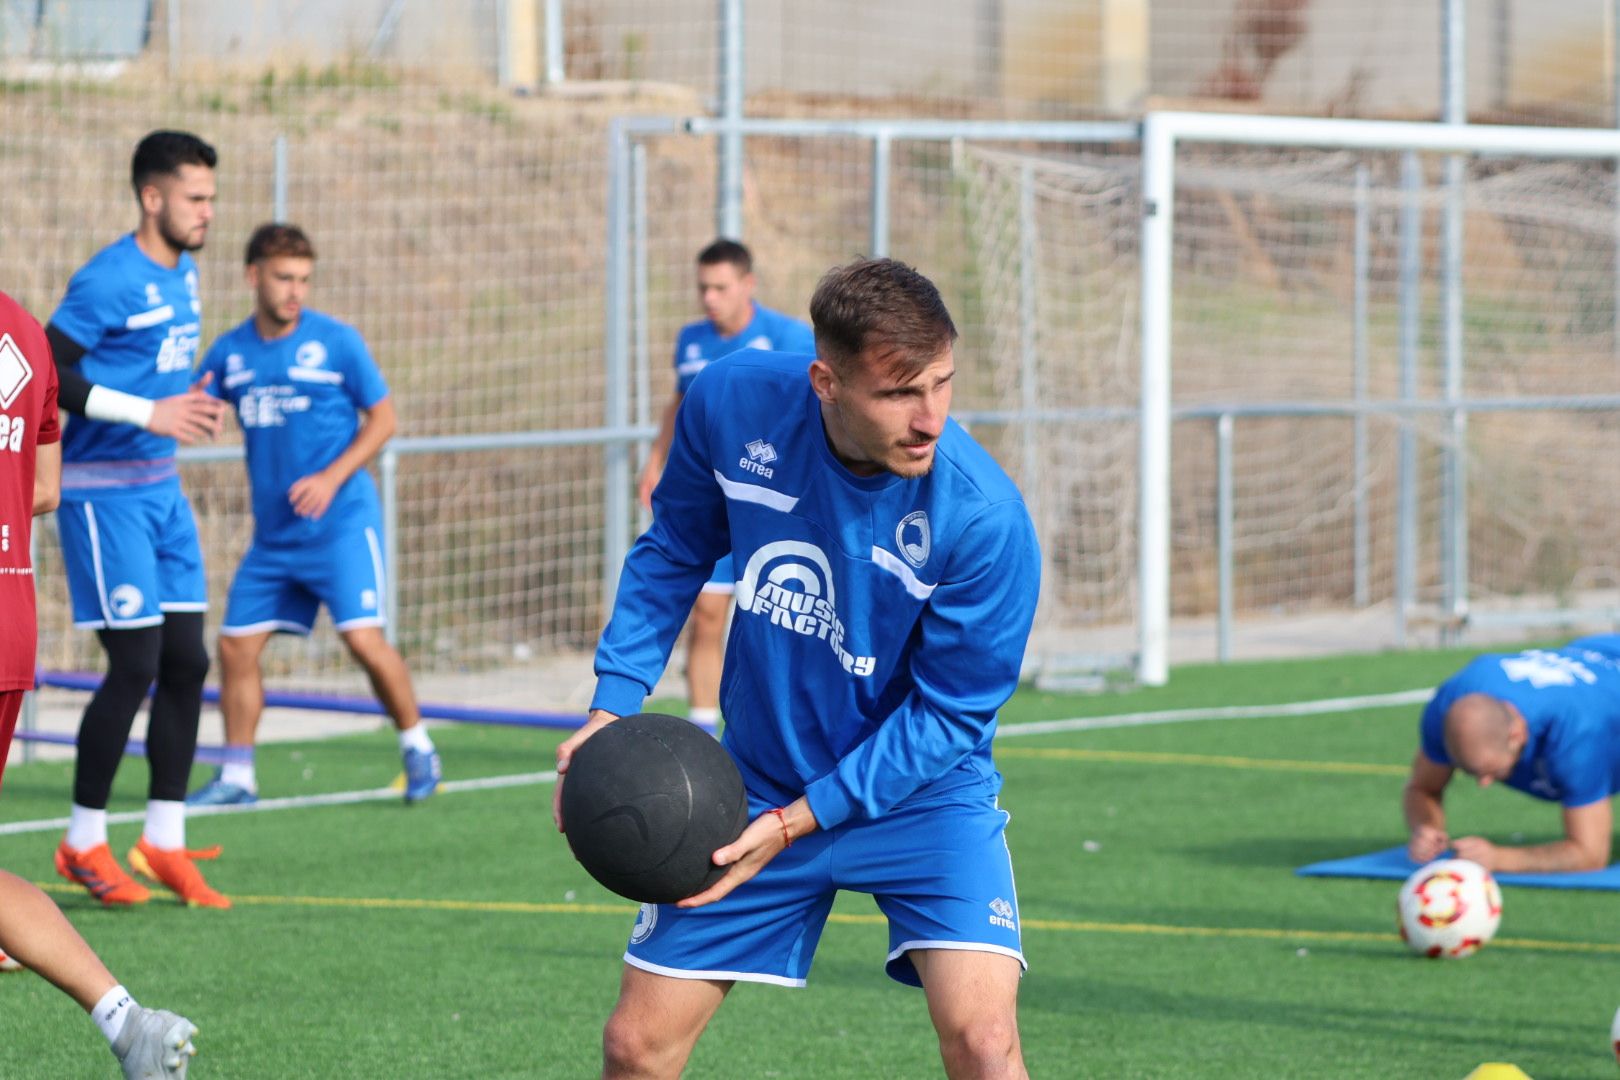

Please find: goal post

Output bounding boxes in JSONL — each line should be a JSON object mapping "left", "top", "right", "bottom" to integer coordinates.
{"left": 1138, "top": 111, "right": 1620, "bottom": 686}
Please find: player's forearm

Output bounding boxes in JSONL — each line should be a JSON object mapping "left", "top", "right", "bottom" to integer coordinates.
{"left": 44, "top": 324, "right": 92, "bottom": 415}
{"left": 1489, "top": 838, "right": 1606, "bottom": 874}
{"left": 651, "top": 397, "right": 681, "bottom": 461}
{"left": 33, "top": 445, "right": 61, "bottom": 515}
{"left": 324, "top": 402, "right": 396, "bottom": 486}
{"left": 1401, "top": 784, "right": 1446, "bottom": 834}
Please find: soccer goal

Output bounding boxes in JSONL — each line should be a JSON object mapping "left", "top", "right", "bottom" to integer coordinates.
{"left": 1133, "top": 112, "right": 1620, "bottom": 684}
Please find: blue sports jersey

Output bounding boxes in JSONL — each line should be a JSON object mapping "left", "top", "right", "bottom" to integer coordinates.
{"left": 1420, "top": 643, "right": 1620, "bottom": 808}
{"left": 197, "top": 310, "right": 389, "bottom": 547}
{"left": 50, "top": 234, "right": 202, "bottom": 475}
{"left": 594, "top": 350, "right": 1042, "bottom": 830}
{"left": 672, "top": 304, "right": 814, "bottom": 395}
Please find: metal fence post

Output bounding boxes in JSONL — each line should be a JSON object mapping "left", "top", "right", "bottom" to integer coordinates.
{"left": 632, "top": 141, "right": 652, "bottom": 537}
{"left": 1441, "top": 0, "right": 1469, "bottom": 640}
{"left": 1018, "top": 160, "right": 1038, "bottom": 496}
{"left": 1396, "top": 151, "right": 1423, "bottom": 649}
{"left": 273, "top": 134, "right": 288, "bottom": 223}
{"left": 870, "top": 131, "right": 893, "bottom": 258}
{"left": 546, "top": 0, "right": 565, "bottom": 84}
{"left": 1352, "top": 163, "right": 1370, "bottom": 608}
{"left": 1216, "top": 413, "right": 1234, "bottom": 663}
{"left": 717, "top": 0, "right": 744, "bottom": 238}
{"left": 604, "top": 120, "right": 633, "bottom": 609}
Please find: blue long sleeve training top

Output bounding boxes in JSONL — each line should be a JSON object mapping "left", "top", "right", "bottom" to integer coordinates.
{"left": 592, "top": 350, "right": 1041, "bottom": 830}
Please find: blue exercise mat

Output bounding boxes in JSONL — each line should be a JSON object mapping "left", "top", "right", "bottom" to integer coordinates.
{"left": 1296, "top": 845, "right": 1620, "bottom": 891}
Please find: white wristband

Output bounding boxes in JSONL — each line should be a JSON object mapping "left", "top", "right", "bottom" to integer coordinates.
{"left": 85, "top": 386, "right": 156, "bottom": 429}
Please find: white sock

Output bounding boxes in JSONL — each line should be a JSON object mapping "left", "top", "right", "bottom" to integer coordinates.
{"left": 219, "top": 761, "right": 257, "bottom": 791}
{"left": 65, "top": 805, "right": 107, "bottom": 851}
{"left": 142, "top": 800, "right": 185, "bottom": 851}
{"left": 91, "top": 984, "right": 136, "bottom": 1045}
{"left": 688, "top": 707, "right": 721, "bottom": 726}
{"left": 398, "top": 724, "right": 434, "bottom": 754}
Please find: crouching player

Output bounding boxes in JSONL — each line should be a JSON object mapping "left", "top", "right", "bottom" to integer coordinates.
{"left": 557, "top": 258, "right": 1041, "bottom": 1078}
{"left": 187, "top": 223, "right": 440, "bottom": 807}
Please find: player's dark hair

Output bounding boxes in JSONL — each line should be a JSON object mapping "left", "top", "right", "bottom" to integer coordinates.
{"left": 245, "top": 222, "right": 317, "bottom": 265}
{"left": 810, "top": 257, "right": 957, "bottom": 378}
{"left": 130, "top": 130, "right": 217, "bottom": 195}
{"left": 696, "top": 238, "right": 752, "bottom": 275}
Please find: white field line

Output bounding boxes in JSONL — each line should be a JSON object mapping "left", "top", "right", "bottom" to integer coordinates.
{"left": 0, "top": 688, "right": 1434, "bottom": 837}
{"left": 994, "top": 688, "right": 1433, "bottom": 738}
{"left": 0, "top": 770, "right": 559, "bottom": 836}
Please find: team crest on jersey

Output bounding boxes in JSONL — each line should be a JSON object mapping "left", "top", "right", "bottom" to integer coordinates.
{"left": 896, "top": 511, "right": 930, "bottom": 569}
{"left": 685, "top": 343, "right": 702, "bottom": 361}
{"left": 735, "top": 540, "right": 876, "bottom": 677}
{"left": 746, "top": 335, "right": 772, "bottom": 350}
{"left": 630, "top": 903, "right": 657, "bottom": 944}
{"left": 109, "top": 584, "right": 144, "bottom": 620}
{"left": 295, "top": 342, "right": 327, "bottom": 368}
{"left": 0, "top": 333, "right": 33, "bottom": 410}
{"left": 185, "top": 270, "right": 200, "bottom": 314}
{"left": 144, "top": 282, "right": 162, "bottom": 307}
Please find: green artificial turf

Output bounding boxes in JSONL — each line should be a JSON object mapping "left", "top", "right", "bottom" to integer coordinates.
{"left": 1, "top": 642, "right": 1614, "bottom": 1077}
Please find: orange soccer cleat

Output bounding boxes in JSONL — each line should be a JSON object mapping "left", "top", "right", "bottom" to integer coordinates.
{"left": 128, "top": 838, "right": 231, "bottom": 910}
{"left": 54, "top": 840, "right": 152, "bottom": 907}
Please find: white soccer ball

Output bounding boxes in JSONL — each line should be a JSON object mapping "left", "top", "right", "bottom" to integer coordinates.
{"left": 1396, "top": 858, "right": 1502, "bottom": 959}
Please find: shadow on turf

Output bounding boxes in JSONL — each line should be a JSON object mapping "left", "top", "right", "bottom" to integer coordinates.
{"left": 1180, "top": 834, "right": 1393, "bottom": 870}
{"left": 1020, "top": 973, "right": 1593, "bottom": 1068}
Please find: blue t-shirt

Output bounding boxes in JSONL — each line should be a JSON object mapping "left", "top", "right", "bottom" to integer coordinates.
{"left": 50, "top": 234, "right": 202, "bottom": 476}
{"left": 672, "top": 303, "right": 814, "bottom": 394}
{"left": 197, "top": 310, "right": 390, "bottom": 548}
{"left": 594, "top": 350, "right": 1042, "bottom": 830}
{"left": 1420, "top": 643, "right": 1620, "bottom": 808}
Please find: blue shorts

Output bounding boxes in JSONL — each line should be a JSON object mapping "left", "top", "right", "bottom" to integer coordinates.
{"left": 700, "top": 553, "right": 734, "bottom": 594}
{"left": 623, "top": 792, "right": 1024, "bottom": 989}
{"left": 221, "top": 522, "right": 388, "bottom": 636}
{"left": 56, "top": 480, "right": 207, "bottom": 630}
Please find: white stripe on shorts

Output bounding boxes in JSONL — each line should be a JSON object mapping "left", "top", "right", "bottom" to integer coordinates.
{"left": 622, "top": 952, "right": 807, "bottom": 989}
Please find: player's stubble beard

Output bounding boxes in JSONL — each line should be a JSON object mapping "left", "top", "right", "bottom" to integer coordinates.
{"left": 157, "top": 206, "right": 207, "bottom": 256}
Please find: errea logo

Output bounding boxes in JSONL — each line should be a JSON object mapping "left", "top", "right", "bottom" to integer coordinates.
{"left": 0, "top": 333, "right": 34, "bottom": 410}
{"left": 740, "top": 438, "right": 777, "bottom": 479}
{"left": 988, "top": 897, "right": 1017, "bottom": 931}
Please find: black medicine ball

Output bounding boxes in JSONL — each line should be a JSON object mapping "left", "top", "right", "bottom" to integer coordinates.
{"left": 561, "top": 712, "right": 749, "bottom": 904}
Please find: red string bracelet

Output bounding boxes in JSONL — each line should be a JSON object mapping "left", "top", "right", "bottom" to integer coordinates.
{"left": 768, "top": 807, "right": 793, "bottom": 847}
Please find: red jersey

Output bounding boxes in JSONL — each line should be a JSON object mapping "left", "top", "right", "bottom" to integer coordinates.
{"left": 0, "top": 291, "right": 61, "bottom": 691}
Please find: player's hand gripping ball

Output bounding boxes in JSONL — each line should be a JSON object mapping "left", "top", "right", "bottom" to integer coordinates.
{"left": 1396, "top": 857, "right": 1502, "bottom": 959}
{"left": 562, "top": 713, "right": 749, "bottom": 904}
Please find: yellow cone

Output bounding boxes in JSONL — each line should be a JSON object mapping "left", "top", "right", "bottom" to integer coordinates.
{"left": 1463, "top": 1066, "right": 1532, "bottom": 1080}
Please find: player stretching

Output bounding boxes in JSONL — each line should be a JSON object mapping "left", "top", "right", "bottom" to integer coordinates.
{"left": 0, "top": 288, "right": 200, "bottom": 1077}
{"left": 185, "top": 223, "right": 440, "bottom": 806}
{"left": 46, "top": 130, "right": 230, "bottom": 909}
{"left": 636, "top": 240, "right": 814, "bottom": 728}
{"left": 559, "top": 258, "right": 1040, "bottom": 1078}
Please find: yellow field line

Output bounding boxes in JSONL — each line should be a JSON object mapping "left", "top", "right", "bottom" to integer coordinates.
{"left": 36, "top": 882, "right": 1615, "bottom": 954}
{"left": 996, "top": 746, "right": 1408, "bottom": 777}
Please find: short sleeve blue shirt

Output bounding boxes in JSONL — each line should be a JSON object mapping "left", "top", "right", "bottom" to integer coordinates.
{"left": 197, "top": 310, "right": 389, "bottom": 547}
{"left": 672, "top": 304, "right": 815, "bottom": 394}
{"left": 51, "top": 234, "right": 203, "bottom": 469}
{"left": 1420, "top": 644, "right": 1620, "bottom": 808}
